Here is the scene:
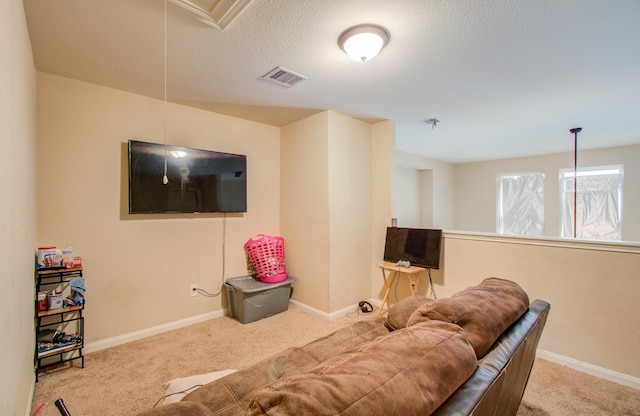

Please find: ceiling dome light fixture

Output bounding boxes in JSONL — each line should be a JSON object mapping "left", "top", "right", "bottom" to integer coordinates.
{"left": 338, "top": 24, "right": 390, "bottom": 62}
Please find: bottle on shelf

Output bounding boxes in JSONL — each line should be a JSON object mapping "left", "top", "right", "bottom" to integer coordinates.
{"left": 61, "top": 242, "right": 74, "bottom": 268}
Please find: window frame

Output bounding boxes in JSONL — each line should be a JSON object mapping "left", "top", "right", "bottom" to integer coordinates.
{"left": 559, "top": 165, "right": 624, "bottom": 240}
{"left": 496, "top": 171, "right": 545, "bottom": 237}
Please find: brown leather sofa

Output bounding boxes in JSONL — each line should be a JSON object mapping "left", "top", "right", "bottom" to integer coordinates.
{"left": 136, "top": 278, "right": 550, "bottom": 416}
{"left": 433, "top": 298, "right": 549, "bottom": 415}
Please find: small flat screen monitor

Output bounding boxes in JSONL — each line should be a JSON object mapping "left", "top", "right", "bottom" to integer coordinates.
{"left": 383, "top": 227, "right": 442, "bottom": 269}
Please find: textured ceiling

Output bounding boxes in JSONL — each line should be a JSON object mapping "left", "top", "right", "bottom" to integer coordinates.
{"left": 23, "top": 0, "right": 640, "bottom": 163}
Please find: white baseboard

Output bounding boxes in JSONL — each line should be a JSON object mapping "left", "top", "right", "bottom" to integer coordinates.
{"left": 26, "top": 373, "right": 36, "bottom": 416}
{"left": 289, "top": 298, "right": 380, "bottom": 320}
{"left": 84, "top": 298, "right": 365, "bottom": 354}
{"left": 289, "top": 299, "right": 332, "bottom": 319}
{"left": 537, "top": 349, "right": 640, "bottom": 389}
{"left": 84, "top": 310, "right": 224, "bottom": 354}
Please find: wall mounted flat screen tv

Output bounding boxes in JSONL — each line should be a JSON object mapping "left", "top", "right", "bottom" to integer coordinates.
{"left": 128, "top": 140, "right": 247, "bottom": 214}
{"left": 383, "top": 227, "right": 442, "bottom": 269}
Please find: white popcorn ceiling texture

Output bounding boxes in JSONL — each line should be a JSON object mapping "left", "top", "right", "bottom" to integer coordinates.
{"left": 23, "top": 0, "right": 640, "bottom": 163}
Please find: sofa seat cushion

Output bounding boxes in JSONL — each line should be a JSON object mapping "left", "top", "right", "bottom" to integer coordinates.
{"left": 407, "top": 277, "right": 529, "bottom": 358}
{"left": 246, "top": 320, "right": 477, "bottom": 416}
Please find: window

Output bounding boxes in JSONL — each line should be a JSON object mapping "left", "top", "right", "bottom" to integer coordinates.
{"left": 559, "top": 165, "right": 623, "bottom": 240}
{"left": 497, "top": 172, "right": 545, "bottom": 236}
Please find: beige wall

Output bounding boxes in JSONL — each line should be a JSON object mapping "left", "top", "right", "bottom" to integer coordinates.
{"left": 439, "top": 234, "right": 640, "bottom": 379}
{"left": 455, "top": 145, "right": 640, "bottom": 240}
{"left": 281, "top": 111, "right": 382, "bottom": 312}
{"left": 36, "top": 73, "right": 281, "bottom": 343}
{"left": 419, "top": 170, "right": 434, "bottom": 227}
{"left": 37, "top": 73, "right": 394, "bottom": 334}
{"left": 370, "top": 121, "right": 395, "bottom": 300}
{"left": 1, "top": 0, "right": 37, "bottom": 414}
{"left": 280, "top": 112, "right": 331, "bottom": 311}
{"left": 394, "top": 167, "right": 421, "bottom": 227}
{"left": 328, "top": 112, "right": 373, "bottom": 311}
{"left": 395, "top": 151, "right": 456, "bottom": 230}
{"left": 394, "top": 168, "right": 434, "bottom": 228}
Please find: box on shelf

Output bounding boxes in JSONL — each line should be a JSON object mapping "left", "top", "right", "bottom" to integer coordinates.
{"left": 225, "top": 275, "right": 295, "bottom": 324}
{"left": 48, "top": 292, "right": 63, "bottom": 310}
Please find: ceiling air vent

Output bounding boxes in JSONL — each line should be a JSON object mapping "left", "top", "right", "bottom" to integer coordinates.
{"left": 262, "top": 67, "right": 307, "bottom": 87}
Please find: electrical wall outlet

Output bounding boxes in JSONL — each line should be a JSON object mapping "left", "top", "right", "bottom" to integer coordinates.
{"left": 190, "top": 284, "right": 198, "bottom": 297}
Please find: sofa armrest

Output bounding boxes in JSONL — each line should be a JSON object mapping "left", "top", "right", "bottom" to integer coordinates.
{"left": 432, "top": 299, "right": 550, "bottom": 416}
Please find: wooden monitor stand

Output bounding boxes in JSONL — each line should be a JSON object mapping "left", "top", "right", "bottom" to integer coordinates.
{"left": 377, "top": 262, "right": 427, "bottom": 314}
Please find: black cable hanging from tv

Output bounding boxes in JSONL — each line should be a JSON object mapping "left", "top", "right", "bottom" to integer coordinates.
{"left": 570, "top": 127, "right": 582, "bottom": 238}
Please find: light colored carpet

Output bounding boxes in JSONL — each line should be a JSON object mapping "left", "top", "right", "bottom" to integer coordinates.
{"left": 518, "top": 358, "right": 639, "bottom": 415}
{"left": 31, "top": 305, "right": 639, "bottom": 415}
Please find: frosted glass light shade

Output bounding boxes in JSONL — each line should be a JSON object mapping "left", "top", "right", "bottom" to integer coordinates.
{"left": 338, "top": 24, "right": 390, "bottom": 62}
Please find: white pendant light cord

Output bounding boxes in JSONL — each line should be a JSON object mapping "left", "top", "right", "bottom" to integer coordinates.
{"left": 162, "top": 0, "right": 169, "bottom": 185}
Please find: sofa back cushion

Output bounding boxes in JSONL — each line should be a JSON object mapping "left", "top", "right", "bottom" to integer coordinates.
{"left": 385, "top": 295, "right": 434, "bottom": 331}
{"left": 246, "top": 320, "right": 477, "bottom": 416}
{"left": 406, "top": 277, "right": 529, "bottom": 358}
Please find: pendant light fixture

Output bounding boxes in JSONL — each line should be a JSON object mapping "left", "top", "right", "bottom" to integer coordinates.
{"left": 569, "top": 127, "right": 582, "bottom": 238}
{"left": 338, "top": 24, "right": 390, "bottom": 62}
{"left": 424, "top": 118, "right": 440, "bottom": 129}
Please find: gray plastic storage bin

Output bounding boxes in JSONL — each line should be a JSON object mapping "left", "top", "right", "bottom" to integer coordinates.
{"left": 225, "top": 276, "right": 295, "bottom": 324}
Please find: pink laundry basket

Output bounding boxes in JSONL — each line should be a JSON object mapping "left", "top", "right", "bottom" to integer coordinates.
{"left": 243, "top": 234, "right": 288, "bottom": 283}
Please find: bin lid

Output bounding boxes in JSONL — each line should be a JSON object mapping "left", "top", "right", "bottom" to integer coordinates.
{"left": 225, "top": 275, "right": 295, "bottom": 293}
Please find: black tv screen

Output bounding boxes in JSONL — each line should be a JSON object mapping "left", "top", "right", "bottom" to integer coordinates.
{"left": 128, "top": 140, "right": 247, "bottom": 214}
{"left": 383, "top": 227, "right": 442, "bottom": 269}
